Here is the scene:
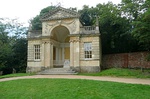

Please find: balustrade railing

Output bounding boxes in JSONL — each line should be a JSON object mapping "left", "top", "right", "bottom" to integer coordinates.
{"left": 80, "top": 26, "right": 98, "bottom": 34}
{"left": 27, "top": 26, "right": 99, "bottom": 38}
{"left": 83, "top": 26, "right": 95, "bottom": 31}
{"left": 28, "top": 30, "right": 42, "bottom": 38}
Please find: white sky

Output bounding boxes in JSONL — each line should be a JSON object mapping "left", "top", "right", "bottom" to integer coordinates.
{"left": 0, "top": 0, "right": 121, "bottom": 27}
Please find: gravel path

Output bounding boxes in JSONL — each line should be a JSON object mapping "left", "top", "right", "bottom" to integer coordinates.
{"left": 0, "top": 75, "right": 150, "bottom": 85}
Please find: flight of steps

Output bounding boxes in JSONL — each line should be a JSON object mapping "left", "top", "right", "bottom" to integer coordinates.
{"left": 37, "top": 68, "right": 77, "bottom": 75}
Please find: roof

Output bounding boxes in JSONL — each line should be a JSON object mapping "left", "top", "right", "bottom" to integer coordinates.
{"left": 40, "top": 7, "right": 80, "bottom": 21}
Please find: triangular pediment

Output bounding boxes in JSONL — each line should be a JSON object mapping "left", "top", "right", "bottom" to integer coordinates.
{"left": 41, "top": 7, "right": 79, "bottom": 21}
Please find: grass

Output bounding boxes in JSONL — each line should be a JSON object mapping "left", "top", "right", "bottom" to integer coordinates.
{"left": 0, "top": 73, "right": 33, "bottom": 79}
{"left": 0, "top": 79, "right": 150, "bottom": 99}
{"left": 1, "top": 68, "right": 150, "bottom": 79}
{"left": 79, "top": 68, "right": 150, "bottom": 78}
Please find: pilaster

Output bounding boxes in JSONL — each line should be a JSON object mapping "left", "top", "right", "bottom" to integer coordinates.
{"left": 74, "top": 39, "right": 80, "bottom": 67}
{"left": 44, "top": 41, "right": 50, "bottom": 68}
{"left": 70, "top": 40, "right": 74, "bottom": 67}
{"left": 41, "top": 42, "right": 45, "bottom": 67}
{"left": 70, "top": 37, "right": 80, "bottom": 71}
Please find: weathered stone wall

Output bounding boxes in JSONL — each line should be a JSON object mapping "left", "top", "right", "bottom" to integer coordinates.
{"left": 78, "top": 36, "right": 100, "bottom": 73}
{"left": 102, "top": 52, "right": 150, "bottom": 69}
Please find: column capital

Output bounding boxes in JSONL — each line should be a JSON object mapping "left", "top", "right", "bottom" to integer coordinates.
{"left": 69, "top": 40, "right": 73, "bottom": 43}
{"left": 69, "top": 39, "right": 80, "bottom": 43}
{"left": 42, "top": 41, "right": 50, "bottom": 44}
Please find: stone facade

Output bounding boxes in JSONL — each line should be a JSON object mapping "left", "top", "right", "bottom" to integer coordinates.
{"left": 27, "top": 7, "right": 101, "bottom": 73}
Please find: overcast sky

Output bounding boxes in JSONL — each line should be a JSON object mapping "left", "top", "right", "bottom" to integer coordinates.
{"left": 0, "top": 0, "right": 121, "bottom": 26}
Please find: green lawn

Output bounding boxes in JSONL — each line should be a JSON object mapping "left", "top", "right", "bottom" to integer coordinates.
{"left": 1, "top": 68, "right": 150, "bottom": 79}
{"left": 0, "top": 73, "right": 33, "bottom": 79}
{"left": 79, "top": 68, "right": 150, "bottom": 78}
{"left": 0, "top": 79, "right": 150, "bottom": 99}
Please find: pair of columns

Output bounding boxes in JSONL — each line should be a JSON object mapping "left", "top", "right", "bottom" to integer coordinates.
{"left": 70, "top": 39, "right": 80, "bottom": 68}
{"left": 41, "top": 41, "right": 65, "bottom": 68}
{"left": 41, "top": 39, "right": 80, "bottom": 69}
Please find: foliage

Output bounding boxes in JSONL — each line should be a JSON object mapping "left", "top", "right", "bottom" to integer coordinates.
{"left": 0, "top": 18, "right": 27, "bottom": 74}
{"left": 30, "top": 6, "right": 56, "bottom": 30}
{"left": 12, "top": 38, "right": 27, "bottom": 72}
{"left": 79, "top": 5, "right": 95, "bottom": 26}
{"left": 145, "top": 53, "right": 150, "bottom": 61}
{"left": 29, "top": 1, "right": 150, "bottom": 54}
{"left": 79, "top": 2, "right": 139, "bottom": 54}
{"left": 98, "top": 2, "right": 139, "bottom": 53}
{"left": 1, "top": 1, "right": 149, "bottom": 75}
{"left": 0, "top": 79, "right": 150, "bottom": 98}
{"left": 30, "top": 15, "right": 42, "bottom": 30}
{"left": 0, "top": 19, "right": 13, "bottom": 73}
{"left": 121, "top": 0, "right": 145, "bottom": 21}
{"left": 132, "top": 0, "right": 150, "bottom": 51}
{"left": 39, "top": 6, "right": 56, "bottom": 17}
{"left": 120, "top": 0, "right": 150, "bottom": 51}
{"left": 79, "top": 68, "right": 150, "bottom": 78}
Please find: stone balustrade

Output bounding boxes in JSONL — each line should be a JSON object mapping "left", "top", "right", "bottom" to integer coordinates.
{"left": 80, "top": 26, "right": 99, "bottom": 34}
{"left": 28, "top": 26, "right": 99, "bottom": 39}
{"left": 28, "top": 30, "right": 42, "bottom": 38}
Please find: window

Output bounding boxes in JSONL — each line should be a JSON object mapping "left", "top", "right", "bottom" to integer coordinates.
{"left": 84, "top": 42, "right": 92, "bottom": 59}
{"left": 34, "top": 45, "right": 40, "bottom": 60}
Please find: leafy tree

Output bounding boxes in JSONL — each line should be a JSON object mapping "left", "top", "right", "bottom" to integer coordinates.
{"left": 40, "top": 6, "right": 56, "bottom": 17}
{"left": 0, "top": 19, "right": 13, "bottom": 74}
{"left": 79, "top": 5, "right": 96, "bottom": 26}
{"left": 121, "top": 0, "right": 145, "bottom": 21}
{"left": 29, "top": 2, "right": 147, "bottom": 54}
{"left": 94, "top": 2, "right": 139, "bottom": 54}
{"left": 0, "top": 18, "right": 27, "bottom": 74}
{"left": 132, "top": 0, "right": 150, "bottom": 51}
{"left": 30, "top": 6, "right": 56, "bottom": 30}
{"left": 30, "top": 15, "right": 42, "bottom": 30}
{"left": 12, "top": 38, "right": 27, "bottom": 73}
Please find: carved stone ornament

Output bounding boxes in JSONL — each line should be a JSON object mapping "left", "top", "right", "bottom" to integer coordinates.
{"left": 48, "top": 11, "right": 75, "bottom": 20}
{"left": 41, "top": 7, "right": 79, "bottom": 21}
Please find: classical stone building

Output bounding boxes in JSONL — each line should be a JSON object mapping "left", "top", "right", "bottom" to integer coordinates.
{"left": 26, "top": 7, "right": 101, "bottom": 73}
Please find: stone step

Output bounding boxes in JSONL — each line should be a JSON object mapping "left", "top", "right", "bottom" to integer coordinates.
{"left": 37, "top": 68, "right": 78, "bottom": 75}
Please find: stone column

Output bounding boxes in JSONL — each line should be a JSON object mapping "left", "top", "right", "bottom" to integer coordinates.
{"left": 70, "top": 40, "right": 74, "bottom": 68}
{"left": 62, "top": 47, "right": 64, "bottom": 61}
{"left": 44, "top": 41, "right": 50, "bottom": 68}
{"left": 74, "top": 39, "right": 80, "bottom": 67}
{"left": 59, "top": 48, "right": 61, "bottom": 60}
{"left": 50, "top": 42, "right": 53, "bottom": 68}
{"left": 56, "top": 47, "right": 59, "bottom": 61}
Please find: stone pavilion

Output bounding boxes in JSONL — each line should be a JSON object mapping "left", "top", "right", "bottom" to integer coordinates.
{"left": 26, "top": 7, "right": 102, "bottom": 73}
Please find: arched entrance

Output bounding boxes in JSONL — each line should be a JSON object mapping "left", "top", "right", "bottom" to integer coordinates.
{"left": 51, "top": 25, "right": 70, "bottom": 68}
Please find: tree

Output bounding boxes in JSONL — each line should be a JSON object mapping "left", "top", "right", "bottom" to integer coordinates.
{"left": 132, "top": 0, "right": 150, "bottom": 51}
{"left": 0, "top": 18, "right": 27, "bottom": 74}
{"left": 30, "top": 15, "right": 42, "bottom": 30}
{"left": 29, "top": 2, "right": 143, "bottom": 54}
{"left": 12, "top": 38, "right": 27, "bottom": 72}
{"left": 0, "top": 19, "right": 13, "bottom": 74}
{"left": 79, "top": 5, "right": 95, "bottom": 26}
{"left": 121, "top": 0, "right": 145, "bottom": 21}
{"left": 95, "top": 2, "right": 139, "bottom": 54}
{"left": 40, "top": 6, "right": 56, "bottom": 17}
{"left": 30, "top": 6, "right": 56, "bottom": 30}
